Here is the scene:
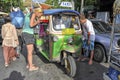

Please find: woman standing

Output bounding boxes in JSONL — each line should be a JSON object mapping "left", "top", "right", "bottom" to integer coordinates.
{"left": 2, "top": 17, "right": 19, "bottom": 67}
{"left": 22, "top": 7, "right": 43, "bottom": 71}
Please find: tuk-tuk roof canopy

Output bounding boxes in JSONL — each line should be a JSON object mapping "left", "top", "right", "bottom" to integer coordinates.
{"left": 43, "top": 9, "right": 80, "bottom": 15}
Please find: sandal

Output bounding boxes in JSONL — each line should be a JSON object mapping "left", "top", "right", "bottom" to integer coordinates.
{"left": 5, "top": 64, "right": 9, "bottom": 67}
{"left": 26, "top": 64, "right": 35, "bottom": 69}
{"left": 81, "top": 58, "right": 88, "bottom": 61}
{"left": 29, "top": 66, "right": 39, "bottom": 71}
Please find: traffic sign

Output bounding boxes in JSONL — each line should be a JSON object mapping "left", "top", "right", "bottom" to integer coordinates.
{"left": 60, "top": 2, "right": 72, "bottom": 7}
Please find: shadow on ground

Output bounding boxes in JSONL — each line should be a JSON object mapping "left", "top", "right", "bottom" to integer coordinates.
{"left": 3, "top": 71, "right": 25, "bottom": 80}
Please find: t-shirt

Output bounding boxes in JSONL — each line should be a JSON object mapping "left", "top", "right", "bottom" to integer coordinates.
{"left": 22, "top": 13, "right": 34, "bottom": 34}
{"left": 82, "top": 19, "right": 95, "bottom": 41}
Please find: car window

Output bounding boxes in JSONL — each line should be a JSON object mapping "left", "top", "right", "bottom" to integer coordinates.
{"left": 99, "top": 21, "right": 111, "bottom": 32}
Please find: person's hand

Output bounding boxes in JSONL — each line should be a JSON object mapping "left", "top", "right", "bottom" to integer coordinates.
{"left": 36, "top": 20, "right": 41, "bottom": 24}
{"left": 76, "top": 31, "right": 82, "bottom": 34}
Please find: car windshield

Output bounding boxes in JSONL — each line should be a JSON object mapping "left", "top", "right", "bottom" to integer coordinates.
{"left": 52, "top": 14, "right": 81, "bottom": 31}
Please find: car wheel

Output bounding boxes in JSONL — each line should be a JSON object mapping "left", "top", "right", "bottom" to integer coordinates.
{"left": 94, "top": 44, "right": 105, "bottom": 62}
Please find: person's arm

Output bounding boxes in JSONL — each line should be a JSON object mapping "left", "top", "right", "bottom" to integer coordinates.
{"left": 86, "top": 23, "right": 91, "bottom": 44}
{"left": 30, "top": 13, "right": 40, "bottom": 27}
{"left": 87, "top": 32, "right": 91, "bottom": 44}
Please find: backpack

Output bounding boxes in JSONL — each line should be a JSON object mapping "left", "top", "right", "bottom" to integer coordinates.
{"left": 10, "top": 10, "right": 25, "bottom": 29}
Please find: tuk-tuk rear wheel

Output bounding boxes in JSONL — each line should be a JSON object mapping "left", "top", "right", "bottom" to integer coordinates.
{"left": 66, "top": 55, "right": 76, "bottom": 77}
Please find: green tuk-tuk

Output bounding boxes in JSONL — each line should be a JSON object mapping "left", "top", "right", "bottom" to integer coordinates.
{"left": 34, "top": 9, "right": 82, "bottom": 77}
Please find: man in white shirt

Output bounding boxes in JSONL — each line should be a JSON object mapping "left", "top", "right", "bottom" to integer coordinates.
{"left": 78, "top": 14, "right": 95, "bottom": 65}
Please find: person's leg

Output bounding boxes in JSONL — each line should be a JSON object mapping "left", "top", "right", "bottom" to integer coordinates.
{"left": 23, "top": 32, "right": 38, "bottom": 71}
{"left": 9, "top": 47, "right": 17, "bottom": 61}
{"left": 27, "top": 44, "right": 33, "bottom": 68}
{"left": 77, "top": 48, "right": 83, "bottom": 61}
{"left": 77, "top": 40, "right": 85, "bottom": 61}
{"left": 27, "top": 44, "right": 38, "bottom": 71}
{"left": 88, "top": 50, "right": 94, "bottom": 65}
{"left": 88, "top": 41, "right": 94, "bottom": 65}
{"left": 3, "top": 46, "right": 9, "bottom": 66}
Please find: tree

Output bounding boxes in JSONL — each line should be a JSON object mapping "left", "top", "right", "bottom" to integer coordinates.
{"left": 74, "top": 0, "right": 97, "bottom": 12}
{"left": 0, "top": 0, "right": 24, "bottom": 12}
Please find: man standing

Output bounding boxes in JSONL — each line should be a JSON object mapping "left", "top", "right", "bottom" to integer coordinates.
{"left": 78, "top": 14, "right": 95, "bottom": 65}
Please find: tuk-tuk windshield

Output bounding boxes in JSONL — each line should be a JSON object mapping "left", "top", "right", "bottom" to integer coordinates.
{"left": 52, "top": 14, "right": 81, "bottom": 30}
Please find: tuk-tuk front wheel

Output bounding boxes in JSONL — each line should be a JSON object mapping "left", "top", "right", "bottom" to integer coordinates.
{"left": 65, "top": 55, "right": 76, "bottom": 77}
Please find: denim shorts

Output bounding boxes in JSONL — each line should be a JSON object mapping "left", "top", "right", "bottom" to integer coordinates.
{"left": 22, "top": 32, "right": 35, "bottom": 45}
{"left": 82, "top": 40, "right": 94, "bottom": 50}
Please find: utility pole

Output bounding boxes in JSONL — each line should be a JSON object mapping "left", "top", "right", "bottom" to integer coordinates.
{"left": 80, "top": 0, "right": 84, "bottom": 13}
{"left": 71, "top": 0, "right": 74, "bottom": 10}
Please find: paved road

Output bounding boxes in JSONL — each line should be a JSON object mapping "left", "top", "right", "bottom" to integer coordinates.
{"left": 0, "top": 45, "right": 108, "bottom": 80}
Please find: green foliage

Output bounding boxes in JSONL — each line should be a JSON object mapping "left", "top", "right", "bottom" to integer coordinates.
{"left": 85, "top": 0, "right": 96, "bottom": 5}
{"left": 0, "top": 0, "right": 24, "bottom": 12}
{"left": 45, "top": 0, "right": 96, "bottom": 12}
{"left": 74, "top": 0, "right": 97, "bottom": 12}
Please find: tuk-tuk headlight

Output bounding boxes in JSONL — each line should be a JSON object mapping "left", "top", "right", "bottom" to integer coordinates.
{"left": 53, "top": 36, "right": 58, "bottom": 42}
{"left": 68, "top": 37, "right": 73, "bottom": 43}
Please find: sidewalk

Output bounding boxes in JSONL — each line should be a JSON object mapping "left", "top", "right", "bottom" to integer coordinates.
{"left": 0, "top": 46, "right": 73, "bottom": 80}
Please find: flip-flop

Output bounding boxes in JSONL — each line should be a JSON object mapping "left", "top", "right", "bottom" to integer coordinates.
{"left": 29, "top": 66, "right": 39, "bottom": 71}
{"left": 77, "top": 58, "right": 81, "bottom": 61}
{"left": 81, "top": 58, "right": 88, "bottom": 61}
{"left": 26, "top": 64, "right": 35, "bottom": 69}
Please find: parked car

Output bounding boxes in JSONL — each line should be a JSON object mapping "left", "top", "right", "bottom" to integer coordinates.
{"left": 90, "top": 19, "right": 120, "bottom": 62}
{"left": 0, "top": 16, "right": 5, "bottom": 43}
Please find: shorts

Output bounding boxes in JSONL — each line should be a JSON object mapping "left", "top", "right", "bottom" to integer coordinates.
{"left": 22, "top": 32, "right": 35, "bottom": 45}
{"left": 82, "top": 39, "right": 94, "bottom": 51}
